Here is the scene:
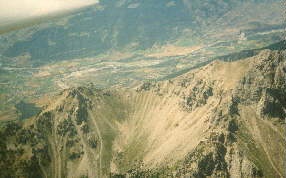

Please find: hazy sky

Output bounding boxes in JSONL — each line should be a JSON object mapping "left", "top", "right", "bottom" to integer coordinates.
{"left": 0, "top": 0, "right": 98, "bottom": 25}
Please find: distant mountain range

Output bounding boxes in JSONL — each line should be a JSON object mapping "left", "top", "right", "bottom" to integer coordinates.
{"left": 0, "top": 0, "right": 283, "bottom": 65}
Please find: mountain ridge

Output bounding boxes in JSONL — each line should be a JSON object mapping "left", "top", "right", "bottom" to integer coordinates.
{"left": 0, "top": 49, "right": 285, "bottom": 177}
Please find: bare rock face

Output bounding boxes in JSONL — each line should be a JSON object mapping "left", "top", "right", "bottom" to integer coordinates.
{"left": 0, "top": 50, "right": 285, "bottom": 178}
{"left": 234, "top": 50, "right": 286, "bottom": 121}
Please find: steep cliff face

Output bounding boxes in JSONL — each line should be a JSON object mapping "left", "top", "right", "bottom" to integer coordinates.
{"left": 0, "top": 49, "right": 285, "bottom": 177}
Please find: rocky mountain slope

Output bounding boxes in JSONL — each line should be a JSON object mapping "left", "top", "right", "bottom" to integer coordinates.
{"left": 0, "top": 49, "right": 285, "bottom": 177}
